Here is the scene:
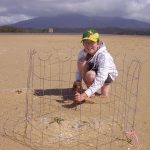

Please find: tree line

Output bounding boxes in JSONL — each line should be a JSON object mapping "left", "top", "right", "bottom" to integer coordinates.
{"left": 0, "top": 26, "right": 150, "bottom": 35}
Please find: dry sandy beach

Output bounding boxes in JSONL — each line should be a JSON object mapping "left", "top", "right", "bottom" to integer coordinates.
{"left": 0, "top": 34, "right": 150, "bottom": 150}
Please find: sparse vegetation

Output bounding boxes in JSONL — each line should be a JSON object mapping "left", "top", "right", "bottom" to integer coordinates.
{"left": 0, "top": 26, "right": 48, "bottom": 33}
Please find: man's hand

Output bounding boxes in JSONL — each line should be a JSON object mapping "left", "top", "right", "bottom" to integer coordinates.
{"left": 74, "top": 92, "right": 88, "bottom": 103}
{"left": 72, "top": 80, "right": 83, "bottom": 93}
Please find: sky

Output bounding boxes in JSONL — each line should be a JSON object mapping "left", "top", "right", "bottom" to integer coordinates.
{"left": 0, "top": 0, "right": 150, "bottom": 25}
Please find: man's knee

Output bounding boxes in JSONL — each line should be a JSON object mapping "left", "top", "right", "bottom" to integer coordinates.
{"left": 85, "top": 70, "right": 96, "bottom": 82}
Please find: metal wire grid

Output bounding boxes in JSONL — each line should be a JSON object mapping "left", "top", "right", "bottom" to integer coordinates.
{"left": 0, "top": 50, "right": 141, "bottom": 150}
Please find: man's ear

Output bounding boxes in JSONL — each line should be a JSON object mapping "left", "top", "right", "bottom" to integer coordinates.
{"left": 82, "top": 41, "right": 85, "bottom": 46}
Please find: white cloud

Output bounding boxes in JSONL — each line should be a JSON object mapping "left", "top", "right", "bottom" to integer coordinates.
{"left": 0, "top": 7, "right": 7, "bottom": 13}
{"left": 124, "top": 0, "right": 150, "bottom": 22}
{"left": 0, "top": 15, "right": 32, "bottom": 25}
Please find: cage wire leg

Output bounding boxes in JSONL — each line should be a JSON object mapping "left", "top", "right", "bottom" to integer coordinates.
{"left": 24, "top": 50, "right": 33, "bottom": 138}
{"left": 124, "top": 60, "right": 141, "bottom": 130}
{"left": 124, "top": 59, "right": 141, "bottom": 148}
{"left": 109, "top": 55, "right": 127, "bottom": 149}
{"left": 25, "top": 49, "right": 36, "bottom": 144}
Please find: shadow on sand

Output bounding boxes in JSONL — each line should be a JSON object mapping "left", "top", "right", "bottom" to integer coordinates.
{"left": 34, "top": 88, "right": 85, "bottom": 108}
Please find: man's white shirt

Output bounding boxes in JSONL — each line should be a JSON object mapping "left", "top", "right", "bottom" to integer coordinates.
{"left": 76, "top": 42, "right": 118, "bottom": 97}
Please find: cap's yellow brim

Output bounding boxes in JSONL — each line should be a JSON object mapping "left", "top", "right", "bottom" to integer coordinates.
{"left": 81, "top": 37, "right": 97, "bottom": 43}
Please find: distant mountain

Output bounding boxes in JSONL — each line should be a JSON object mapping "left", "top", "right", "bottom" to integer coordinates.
{"left": 10, "top": 14, "right": 150, "bottom": 29}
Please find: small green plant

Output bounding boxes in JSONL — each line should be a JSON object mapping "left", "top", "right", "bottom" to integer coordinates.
{"left": 49, "top": 117, "right": 64, "bottom": 125}
{"left": 127, "top": 137, "right": 132, "bottom": 144}
{"left": 54, "top": 117, "right": 64, "bottom": 124}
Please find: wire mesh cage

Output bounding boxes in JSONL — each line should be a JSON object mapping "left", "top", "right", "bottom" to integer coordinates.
{"left": 0, "top": 49, "right": 141, "bottom": 150}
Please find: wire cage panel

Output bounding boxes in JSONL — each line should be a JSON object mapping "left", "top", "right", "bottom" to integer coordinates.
{"left": 0, "top": 50, "right": 141, "bottom": 150}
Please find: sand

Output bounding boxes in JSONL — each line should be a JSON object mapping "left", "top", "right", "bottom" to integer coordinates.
{"left": 0, "top": 34, "right": 150, "bottom": 150}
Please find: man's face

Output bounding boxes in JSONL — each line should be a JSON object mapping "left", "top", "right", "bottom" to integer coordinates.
{"left": 83, "top": 39, "right": 99, "bottom": 55}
